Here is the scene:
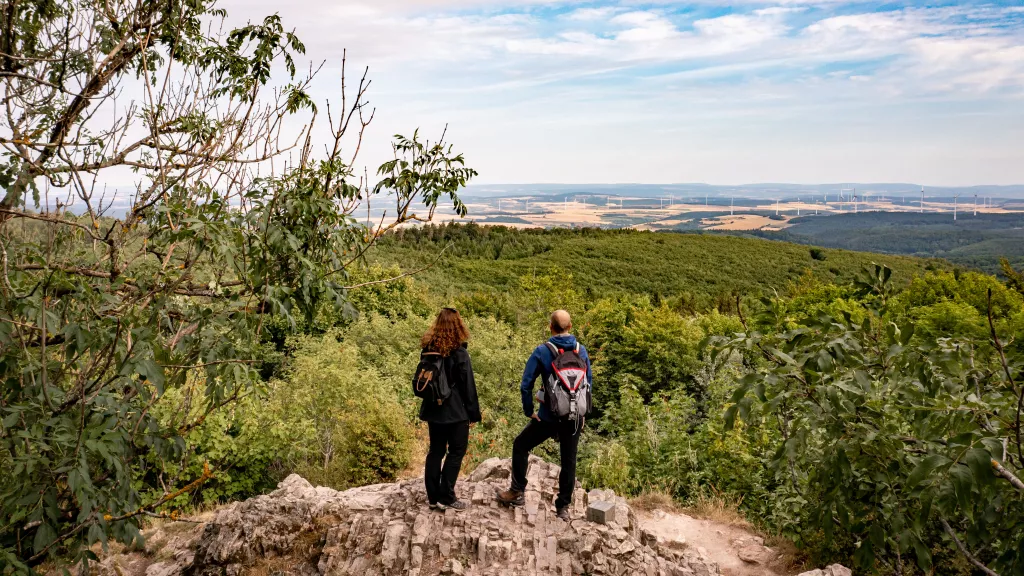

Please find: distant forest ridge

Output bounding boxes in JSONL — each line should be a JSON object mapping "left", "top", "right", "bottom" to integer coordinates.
{"left": 464, "top": 183, "right": 1024, "bottom": 200}
{"left": 753, "top": 211, "right": 1024, "bottom": 275}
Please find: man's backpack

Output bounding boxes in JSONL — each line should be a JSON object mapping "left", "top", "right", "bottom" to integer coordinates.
{"left": 541, "top": 342, "right": 591, "bottom": 423}
{"left": 413, "top": 351, "right": 452, "bottom": 405}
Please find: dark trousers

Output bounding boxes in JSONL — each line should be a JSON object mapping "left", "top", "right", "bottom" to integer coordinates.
{"left": 424, "top": 421, "right": 470, "bottom": 504}
{"left": 511, "top": 419, "right": 581, "bottom": 509}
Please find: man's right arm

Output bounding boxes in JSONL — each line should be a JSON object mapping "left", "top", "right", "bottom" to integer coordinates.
{"left": 520, "top": 347, "right": 543, "bottom": 418}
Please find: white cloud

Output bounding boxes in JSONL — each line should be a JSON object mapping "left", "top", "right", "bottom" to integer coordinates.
{"left": 564, "top": 7, "right": 619, "bottom": 21}
{"left": 212, "top": 0, "right": 1024, "bottom": 185}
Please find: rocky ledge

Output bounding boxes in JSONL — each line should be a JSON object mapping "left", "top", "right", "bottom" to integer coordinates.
{"left": 99, "top": 457, "right": 721, "bottom": 576}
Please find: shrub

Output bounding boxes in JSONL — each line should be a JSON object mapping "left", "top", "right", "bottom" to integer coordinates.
{"left": 582, "top": 440, "right": 632, "bottom": 495}
{"left": 274, "top": 334, "right": 414, "bottom": 489}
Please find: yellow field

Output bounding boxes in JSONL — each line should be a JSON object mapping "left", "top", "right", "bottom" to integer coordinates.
{"left": 703, "top": 214, "right": 793, "bottom": 231}
{"left": 445, "top": 195, "right": 1023, "bottom": 232}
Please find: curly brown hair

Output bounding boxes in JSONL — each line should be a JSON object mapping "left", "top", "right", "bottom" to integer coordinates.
{"left": 421, "top": 308, "right": 470, "bottom": 356}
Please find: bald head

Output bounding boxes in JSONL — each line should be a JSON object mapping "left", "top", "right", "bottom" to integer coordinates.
{"left": 550, "top": 310, "right": 572, "bottom": 335}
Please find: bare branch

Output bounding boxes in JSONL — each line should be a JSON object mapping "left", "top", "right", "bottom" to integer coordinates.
{"left": 992, "top": 459, "right": 1024, "bottom": 492}
{"left": 940, "top": 518, "right": 1000, "bottom": 576}
{"left": 342, "top": 241, "right": 453, "bottom": 290}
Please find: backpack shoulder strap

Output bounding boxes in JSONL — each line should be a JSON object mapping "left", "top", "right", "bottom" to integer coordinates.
{"left": 574, "top": 343, "right": 580, "bottom": 354}
{"left": 544, "top": 342, "right": 559, "bottom": 356}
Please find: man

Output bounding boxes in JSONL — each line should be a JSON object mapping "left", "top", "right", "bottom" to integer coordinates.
{"left": 496, "top": 310, "right": 593, "bottom": 520}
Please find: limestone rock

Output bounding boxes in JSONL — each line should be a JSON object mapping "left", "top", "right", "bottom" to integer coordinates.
{"left": 441, "top": 558, "right": 465, "bottom": 575}
{"left": 736, "top": 543, "right": 773, "bottom": 565}
{"left": 587, "top": 500, "right": 617, "bottom": 524}
{"left": 797, "top": 565, "right": 853, "bottom": 576}
{"left": 585, "top": 488, "right": 636, "bottom": 534}
{"left": 95, "top": 459, "right": 720, "bottom": 576}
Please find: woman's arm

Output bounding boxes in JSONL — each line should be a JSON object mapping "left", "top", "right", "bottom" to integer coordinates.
{"left": 459, "top": 349, "right": 482, "bottom": 423}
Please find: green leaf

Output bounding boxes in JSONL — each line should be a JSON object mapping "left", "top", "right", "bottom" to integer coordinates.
{"left": 33, "top": 522, "right": 56, "bottom": 555}
{"left": 913, "top": 537, "right": 933, "bottom": 571}
{"left": 907, "top": 454, "right": 950, "bottom": 489}
{"left": 723, "top": 405, "right": 739, "bottom": 431}
{"left": 949, "top": 465, "right": 974, "bottom": 515}
{"left": 965, "top": 448, "right": 993, "bottom": 487}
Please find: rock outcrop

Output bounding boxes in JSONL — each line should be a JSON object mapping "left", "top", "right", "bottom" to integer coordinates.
{"left": 796, "top": 566, "right": 853, "bottom": 576}
{"left": 101, "top": 457, "right": 721, "bottom": 576}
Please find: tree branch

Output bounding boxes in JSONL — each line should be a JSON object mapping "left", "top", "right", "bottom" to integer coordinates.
{"left": 940, "top": 518, "right": 1000, "bottom": 576}
{"left": 991, "top": 459, "right": 1024, "bottom": 492}
{"left": 342, "top": 241, "right": 452, "bottom": 290}
{"left": 987, "top": 288, "right": 1022, "bottom": 465}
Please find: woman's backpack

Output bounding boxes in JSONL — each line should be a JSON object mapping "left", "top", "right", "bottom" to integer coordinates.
{"left": 413, "top": 351, "right": 452, "bottom": 405}
{"left": 541, "top": 342, "right": 591, "bottom": 423}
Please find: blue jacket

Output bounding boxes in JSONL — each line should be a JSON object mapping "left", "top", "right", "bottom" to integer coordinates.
{"left": 521, "top": 335, "right": 593, "bottom": 422}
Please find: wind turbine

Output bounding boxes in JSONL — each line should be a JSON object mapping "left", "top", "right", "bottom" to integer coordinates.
{"left": 974, "top": 194, "right": 978, "bottom": 216}
{"left": 730, "top": 197, "right": 734, "bottom": 216}
{"left": 954, "top": 193, "right": 961, "bottom": 221}
{"left": 840, "top": 188, "right": 855, "bottom": 212}
{"left": 920, "top": 187, "right": 925, "bottom": 213}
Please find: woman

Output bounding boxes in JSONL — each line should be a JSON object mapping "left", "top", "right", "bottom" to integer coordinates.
{"left": 419, "top": 307, "right": 481, "bottom": 511}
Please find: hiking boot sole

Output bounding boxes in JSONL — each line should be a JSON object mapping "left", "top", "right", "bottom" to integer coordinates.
{"left": 495, "top": 492, "right": 525, "bottom": 508}
{"left": 435, "top": 501, "right": 468, "bottom": 512}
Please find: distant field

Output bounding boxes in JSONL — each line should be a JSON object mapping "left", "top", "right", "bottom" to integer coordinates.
{"left": 371, "top": 225, "right": 946, "bottom": 302}
{"left": 702, "top": 214, "right": 792, "bottom": 231}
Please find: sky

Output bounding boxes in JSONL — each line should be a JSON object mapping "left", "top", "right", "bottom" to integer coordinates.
{"left": 219, "top": 0, "right": 1024, "bottom": 186}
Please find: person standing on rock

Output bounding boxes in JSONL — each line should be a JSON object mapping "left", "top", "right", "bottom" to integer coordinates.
{"left": 496, "top": 309, "right": 592, "bottom": 520}
{"left": 418, "top": 307, "right": 481, "bottom": 511}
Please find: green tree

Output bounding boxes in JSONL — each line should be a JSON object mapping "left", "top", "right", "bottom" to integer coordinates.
{"left": 999, "top": 257, "right": 1024, "bottom": 297}
{"left": 717, "top": 265, "right": 1024, "bottom": 574}
{"left": 583, "top": 299, "right": 704, "bottom": 412}
{"left": 0, "top": 3, "right": 474, "bottom": 570}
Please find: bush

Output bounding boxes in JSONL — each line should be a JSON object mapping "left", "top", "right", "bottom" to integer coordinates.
{"left": 161, "top": 332, "right": 416, "bottom": 501}
{"left": 297, "top": 397, "right": 412, "bottom": 488}
{"left": 273, "top": 334, "right": 413, "bottom": 489}
{"left": 582, "top": 440, "right": 632, "bottom": 495}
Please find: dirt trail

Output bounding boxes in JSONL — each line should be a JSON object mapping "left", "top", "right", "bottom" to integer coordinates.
{"left": 638, "top": 509, "right": 789, "bottom": 576}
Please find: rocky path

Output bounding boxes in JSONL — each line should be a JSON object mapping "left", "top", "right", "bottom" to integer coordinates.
{"left": 91, "top": 458, "right": 851, "bottom": 576}
{"left": 638, "top": 510, "right": 782, "bottom": 576}
{"left": 637, "top": 510, "right": 852, "bottom": 576}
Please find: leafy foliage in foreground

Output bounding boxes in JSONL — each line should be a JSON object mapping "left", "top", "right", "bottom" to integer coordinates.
{"left": 0, "top": 2, "right": 475, "bottom": 570}
{"left": 716, "top": 265, "right": 1024, "bottom": 574}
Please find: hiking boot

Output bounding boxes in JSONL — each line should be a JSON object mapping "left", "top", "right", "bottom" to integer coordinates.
{"left": 555, "top": 506, "right": 570, "bottom": 521}
{"left": 436, "top": 499, "right": 468, "bottom": 512}
{"left": 495, "top": 488, "right": 525, "bottom": 507}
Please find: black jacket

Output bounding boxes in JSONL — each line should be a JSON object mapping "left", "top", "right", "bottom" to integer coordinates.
{"left": 418, "top": 343, "right": 481, "bottom": 424}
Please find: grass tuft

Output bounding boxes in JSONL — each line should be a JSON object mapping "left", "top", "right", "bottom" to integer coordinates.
{"left": 684, "top": 485, "right": 750, "bottom": 528}
{"left": 629, "top": 490, "right": 680, "bottom": 513}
